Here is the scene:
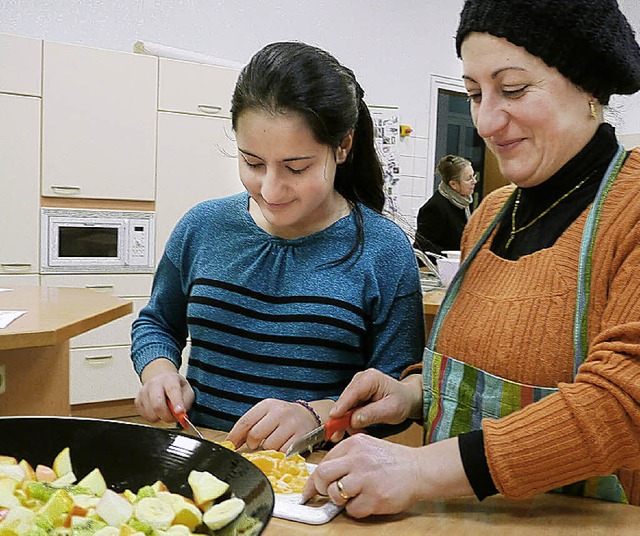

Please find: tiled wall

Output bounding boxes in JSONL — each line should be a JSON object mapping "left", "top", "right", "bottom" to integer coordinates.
{"left": 392, "top": 114, "right": 431, "bottom": 241}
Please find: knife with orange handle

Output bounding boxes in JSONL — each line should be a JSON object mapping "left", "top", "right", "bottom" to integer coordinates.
{"left": 285, "top": 409, "right": 355, "bottom": 458}
{"left": 168, "top": 399, "right": 204, "bottom": 440}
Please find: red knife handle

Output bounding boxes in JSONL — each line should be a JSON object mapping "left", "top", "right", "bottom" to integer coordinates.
{"left": 167, "top": 399, "right": 188, "bottom": 429}
{"left": 324, "top": 409, "right": 355, "bottom": 438}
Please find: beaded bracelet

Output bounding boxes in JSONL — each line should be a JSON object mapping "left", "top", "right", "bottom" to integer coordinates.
{"left": 294, "top": 399, "right": 322, "bottom": 427}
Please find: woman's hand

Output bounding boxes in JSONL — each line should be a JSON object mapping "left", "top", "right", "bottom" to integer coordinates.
{"left": 302, "top": 435, "right": 474, "bottom": 518}
{"left": 135, "top": 358, "right": 195, "bottom": 423}
{"left": 329, "top": 369, "right": 423, "bottom": 438}
{"left": 227, "top": 399, "right": 326, "bottom": 452}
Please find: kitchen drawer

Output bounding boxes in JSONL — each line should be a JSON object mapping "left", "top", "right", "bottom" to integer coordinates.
{"left": 0, "top": 274, "right": 40, "bottom": 287}
{"left": 41, "top": 273, "right": 153, "bottom": 297}
{"left": 158, "top": 58, "right": 238, "bottom": 117}
{"left": 0, "top": 33, "right": 42, "bottom": 96}
{"left": 71, "top": 297, "right": 147, "bottom": 348}
{"left": 70, "top": 345, "right": 141, "bottom": 404}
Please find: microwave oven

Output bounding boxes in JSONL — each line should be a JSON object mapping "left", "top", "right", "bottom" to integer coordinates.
{"left": 41, "top": 208, "right": 155, "bottom": 273}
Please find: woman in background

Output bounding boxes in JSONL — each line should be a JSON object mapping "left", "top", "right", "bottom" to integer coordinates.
{"left": 304, "top": 0, "right": 640, "bottom": 516}
{"left": 414, "top": 154, "right": 476, "bottom": 256}
{"left": 130, "top": 41, "right": 424, "bottom": 452}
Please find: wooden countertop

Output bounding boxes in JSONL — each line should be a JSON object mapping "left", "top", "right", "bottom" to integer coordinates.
{"left": 422, "top": 288, "right": 445, "bottom": 316}
{"left": 0, "top": 285, "right": 132, "bottom": 350}
{"left": 195, "top": 428, "right": 640, "bottom": 535}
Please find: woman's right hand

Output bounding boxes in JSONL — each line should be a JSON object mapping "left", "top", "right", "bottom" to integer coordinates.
{"left": 329, "top": 368, "right": 423, "bottom": 435}
{"left": 135, "top": 358, "right": 195, "bottom": 423}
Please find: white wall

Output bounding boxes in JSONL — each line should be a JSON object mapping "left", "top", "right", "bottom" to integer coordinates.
{"left": 2, "top": 0, "right": 640, "bottom": 224}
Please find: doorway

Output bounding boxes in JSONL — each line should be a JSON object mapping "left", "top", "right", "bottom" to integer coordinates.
{"left": 434, "top": 89, "right": 485, "bottom": 207}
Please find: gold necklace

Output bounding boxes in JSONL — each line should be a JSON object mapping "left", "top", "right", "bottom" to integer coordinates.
{"left": 505, "top": 172, "right": 593, "bottom": 249}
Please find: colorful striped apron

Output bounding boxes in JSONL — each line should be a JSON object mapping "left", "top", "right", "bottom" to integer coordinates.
{"left": 423, "top": 144, "right": 628, "bottom": 503}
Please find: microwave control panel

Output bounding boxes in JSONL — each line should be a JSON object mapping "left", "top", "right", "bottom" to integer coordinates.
{"left": 126, "top": 219, "right": 152, "bottom": 266}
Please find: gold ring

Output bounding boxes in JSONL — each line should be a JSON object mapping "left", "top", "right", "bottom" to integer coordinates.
{"left": 336, "top": 479, "right": 351, "bottom": 500}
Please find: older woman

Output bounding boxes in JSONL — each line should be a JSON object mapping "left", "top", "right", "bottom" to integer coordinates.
{"left": 414, "top": 154, "right": 477, "bottom": 256}
{"left": 303, "top": 0, "right": 640, "bottom": 517}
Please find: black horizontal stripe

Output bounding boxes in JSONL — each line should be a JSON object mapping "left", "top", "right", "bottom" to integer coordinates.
{"left": 191, "top": 401, "right": 238, "bottom": 426}
{"left": 190, "top": 337, "right": 362, "bottom": 371}
{"left": 189, "top": 356, "right": 351, "bottom": 391}
{"left": 188, "top": 316, "right": 360, "bottom": 353}
{"left": 190, "top": 278, "right": 366, "bottom": 319}
{"left": 189, "top": 378, "right": 263, "bottom": 405}
{"left": 189, "top": 295, "right": 365, "bottom": 336}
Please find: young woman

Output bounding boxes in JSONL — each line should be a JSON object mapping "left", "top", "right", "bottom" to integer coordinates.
{"left": 414, "top": 154, "right": 477, "bottom": 256}
{"left": 130, "top": 42, "right": 425, "bottom": 451}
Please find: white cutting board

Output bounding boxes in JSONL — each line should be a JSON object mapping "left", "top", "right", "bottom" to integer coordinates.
{"left": 272, "top": 463, "right": 344, "bottom": 524}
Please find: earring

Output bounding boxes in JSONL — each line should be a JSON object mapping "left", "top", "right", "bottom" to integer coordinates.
{"left": 589, "top": 101, "right": 597, "bottom": 120}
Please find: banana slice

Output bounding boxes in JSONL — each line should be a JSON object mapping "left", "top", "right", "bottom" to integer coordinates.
{"left": 202, "top": 497, "right": 245, "bottom": 531}
{"left": 134, "top": 497, "right": 175, "bottom": 530}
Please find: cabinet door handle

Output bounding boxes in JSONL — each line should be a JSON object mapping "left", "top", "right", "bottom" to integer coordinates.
{"left": 0, "top": 263, "right": 32, "bottom": 272}
{"left": 50, "top": 185, "right": 81, "bottom": 195}
{"left": 84, "top": 355, "right": 113, "bottom": 362}
{"left": 197, "top": 104, "right": 222, "bottom": 115}
{"left": 85, "top": 284, "right": 114, "bottom": 292}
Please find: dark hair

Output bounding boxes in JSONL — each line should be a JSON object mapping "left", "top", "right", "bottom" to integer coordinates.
{"left": 436, "top": 155, "right": 471, "bottom": 186}
{"left": 230, "top": 42, "right": 384, "bottom": 264}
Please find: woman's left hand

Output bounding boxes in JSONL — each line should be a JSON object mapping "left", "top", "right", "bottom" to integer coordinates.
{"left": 302, "top": 434, "right": 474, "bottom": 518}
{"left": 226, "top": 398, "right": 321, "bottom": 452}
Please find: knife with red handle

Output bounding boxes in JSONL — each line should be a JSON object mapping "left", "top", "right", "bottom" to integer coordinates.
{"left": 285, "top": 410, "right": 355, "bottom": 458}
{"left": 168, "top": 399, "right": 204, "bottom": 440}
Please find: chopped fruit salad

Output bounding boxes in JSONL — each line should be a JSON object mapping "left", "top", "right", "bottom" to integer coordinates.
{"left": 0, "top": 448, "right": 261, "bottom": 536}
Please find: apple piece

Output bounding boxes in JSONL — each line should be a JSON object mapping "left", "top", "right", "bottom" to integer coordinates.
{"left": 0, "top": 466, "right": 25, "bottom": 483}
{"left": 202, "top": 497, "right": 245, "bottom": 531}
{"left": 51, "top": 472, "right": 77, "bottom": 488}
{"left": 0, "top": 478, "right": 19, "bottom": 510}
{"left": 52, "top": 448, "right": 73, "bottom": 478}
{"left": 0, "top": 506, "right": 35, "bottom": 536}
{"left": 77, "top": 469, "right": 107, "bottom": 498}
{"left": 0, "top": 457, "right": 17, "bottom": 466}
{"left": 95, "top": 491, "right": 133, "bottom": 527}
{"left": 121, "top": 491, "right": 136, "bottom": 504}
{"left": 187, "top": 471, "right": 228, "bottom": 507}
{"left": 35, "top": 466, "right": 57, "bottom": 484}
{"left": 17, "top": 462, "right": 35, "bottom": 483}
{"left": 94, "top": 527, "right": 119, "bottom": 536}
{"left": 71, "top": 495, "right": 100, "bottom": 511}
{"left": 170, "top": 500, "right": 202, "bottom": 531}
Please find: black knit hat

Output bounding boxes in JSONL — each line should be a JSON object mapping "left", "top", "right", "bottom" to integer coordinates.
{"left": 455, "top": 0, "right": 640, "bottom": 104}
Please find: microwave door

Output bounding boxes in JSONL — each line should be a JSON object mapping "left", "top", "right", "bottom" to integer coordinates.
{"left": 49, "top": 219, "right": 125, "bottom": 267}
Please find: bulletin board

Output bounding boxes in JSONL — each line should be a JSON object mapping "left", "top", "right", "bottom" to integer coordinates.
{"left": 369, "top": 105, "right": 400, "bottom": 214}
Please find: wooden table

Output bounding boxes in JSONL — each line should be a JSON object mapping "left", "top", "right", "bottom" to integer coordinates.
{"left": 0, "top": 285, "right": 131, "bottom": 416}
{"left": 423, "top": 288, "right": 445, "bottom": 337}
{"left": 196, "top": 427, "right": 640, "bottom": 535}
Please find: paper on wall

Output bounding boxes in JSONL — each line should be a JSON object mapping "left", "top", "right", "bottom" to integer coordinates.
{"left": 0, "top": 311, "right": 27, "bottom": 329}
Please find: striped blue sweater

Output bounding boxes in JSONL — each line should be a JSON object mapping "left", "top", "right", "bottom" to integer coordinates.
{"left": 131, "top": 192, "right": 424, "bottom": 431}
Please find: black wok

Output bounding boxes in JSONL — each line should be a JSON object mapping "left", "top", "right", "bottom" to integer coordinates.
{"left": 0, "top": 416, "right": 273, "bottom": 534}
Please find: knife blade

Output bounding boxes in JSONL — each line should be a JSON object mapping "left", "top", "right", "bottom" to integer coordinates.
{"left": 285, "top": 410, "right": 354, "bottom": 458}
{"left": 168, "top": 399, "right": 204, "bottom": 440}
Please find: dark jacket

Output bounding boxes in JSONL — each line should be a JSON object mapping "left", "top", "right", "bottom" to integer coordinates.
{"left": 414, "top": 190, "right": 468, "bottom": 255}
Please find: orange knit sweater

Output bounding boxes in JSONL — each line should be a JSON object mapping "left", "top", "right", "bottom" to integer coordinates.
{"left": 437, "top": 148, "right": 640, "bottom": 505}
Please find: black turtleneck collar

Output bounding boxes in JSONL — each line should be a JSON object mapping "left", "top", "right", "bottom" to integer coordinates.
{"left": 491, "top": 123, "right": 623, "bottom": 260}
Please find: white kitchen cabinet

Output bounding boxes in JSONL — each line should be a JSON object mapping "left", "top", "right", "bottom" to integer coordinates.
{"left": 70, "top": 345, "right": 142, "bottom": 404}
{"left": 155, "top": 111, "right": 243, "bottom": 262}
{"left": 41, "top": 273, "right": 152, "bottom": 404}
{"left": 0, "top": 275, "right": 40, "bottom": 287}
{"left": 0, "top": 33, "right": 42, "bottom": 96}
{"left": 0, "top": 93, "right": 41, "bottom": 275}
{"left": 41, "top": 41, "right": 158, "bottom": 201}
{"left": 158, "top": 58, "right": 238, "bottom": 118}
